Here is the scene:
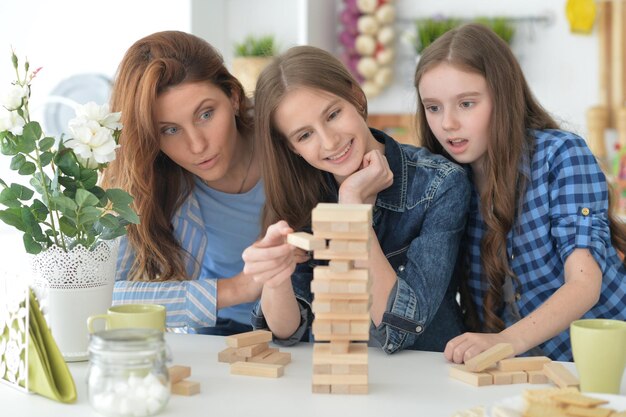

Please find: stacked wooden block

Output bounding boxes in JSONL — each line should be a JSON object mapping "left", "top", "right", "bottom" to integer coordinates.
{"left": 449, "top": 343, "right": 580, "bottom": 389}
{"left": 218, "top": 330, "right": 291, "bottom": 378}
{"left": 168, "top": 365, "right": 200, "bottom": 396}
{"left": 288, "top": 203, "right": 373, "bottom": 395}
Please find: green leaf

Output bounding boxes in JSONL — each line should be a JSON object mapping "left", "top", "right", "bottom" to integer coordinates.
{"left": 78, "top": 168, "right": 98, "bottom": 190}
{"left": 77, "top": 206, "right": 102, "bottom": 225}
{"left": 0, "top": 208, "right": 26, "bottom": 231}
{"left": 30, "top": 199, "right": 49, "bottom": 221}
{"left": 39, "top": 151, "right": 54, "bottom": 167}
{"left": 75, "top": 189, "right": 100, "bottom": 207}
{"left": 113, "top": 205, "right": 140, "bottom": 224}
{"left": 30, "top": 173, "right": 50, "bottom": 196}
{"left": 1, "top": 137, "right": 19, "bottom": 155}
{"left": 50, "top": 194, "right": 77, "bottom": 215}
{"left": 59, "top": 216, "right": 78, "bottom": 237}
{"left": 0, "top": 188, "right": 20, "bottom": 208}
{"left": 9, "top": 154, "right": 26, "bottom": 170}
{"left": 96, "top": 213, "right": 119, "bottom": 229}
{"left": 106, "top": 188, "right": 135, "bottom": 207}
{"left": 10, "top": 183, "right": 34, "bottom": 201}
{"left": 39, "top": 137, "right": 55, "bottom": 152}
{"left": 18, "top": 161, "right": 36, "bottom": 175}
{"left": 22, "top": 121, "right": 42, "bottom": 142}
{"left": 23, "top": 233, "right": 43, "bottom": 254}
{"left": 55, "top": 148, "right": 80, "bottom": 177}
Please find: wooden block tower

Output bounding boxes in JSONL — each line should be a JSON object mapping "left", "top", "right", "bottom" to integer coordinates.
{"left": 289, "top": 203, "right": 373, "bottom": 395}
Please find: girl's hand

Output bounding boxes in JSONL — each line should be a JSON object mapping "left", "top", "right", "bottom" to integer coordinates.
{"left": 444, "top": 332, "right": 516, "bottom": 364}
{"left": 242, "top": 221, "right": 309, "bottom": 289}
{"left": 338, "top": 149, "right": 393, "bottom": 204}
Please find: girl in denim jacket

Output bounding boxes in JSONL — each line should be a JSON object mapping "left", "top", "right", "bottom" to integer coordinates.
{"left": 242, "top": 46, "right": 471, "bottom": 353}
{"left": 414, "top": 23, "right": 626, "bottom": 361}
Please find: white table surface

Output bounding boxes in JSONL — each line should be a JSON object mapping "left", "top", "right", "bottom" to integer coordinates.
{"left": 2, "top": 333, "right": 625, "bottom": 417}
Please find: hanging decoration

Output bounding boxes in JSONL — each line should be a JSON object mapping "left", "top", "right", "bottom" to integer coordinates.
{"left": 339, "top": 0, "right": 397, "bottom": 98}
{"left": 565, "top": 0, "right": 597, "bottom": 34}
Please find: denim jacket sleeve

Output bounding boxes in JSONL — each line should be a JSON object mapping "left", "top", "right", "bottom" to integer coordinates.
{"left": 250, "top": 262, "right": 314, "bottom": 346}
{"left": 372, "top": 167, "right": 470, "bottom": 354}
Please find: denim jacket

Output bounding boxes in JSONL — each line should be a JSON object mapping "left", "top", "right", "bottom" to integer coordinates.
{"left": 252, "top": 129, "right": 471, "bottom": 353}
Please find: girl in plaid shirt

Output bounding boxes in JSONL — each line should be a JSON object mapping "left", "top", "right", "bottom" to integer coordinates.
{"left": 414, "top": 23, "right": 626, "bottom": 361}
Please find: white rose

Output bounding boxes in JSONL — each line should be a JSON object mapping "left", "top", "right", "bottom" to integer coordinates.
{"left": 66, "top": 117, "right": 119, "bottom": 168}
{"left": 1, "top": 83, "right": 29, "bottom": 110}
{"left": 76, "top": 102, "right": 122, "bottom": 131}
{"left": 0, "top": 107, "right": 26, "bottom": 135}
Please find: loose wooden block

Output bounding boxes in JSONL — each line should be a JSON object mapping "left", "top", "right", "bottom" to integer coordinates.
{"left": 225, "top": 330, "right": 272, "bottom": 348}
{"left": 236, "top": 342, "right": 269, "bottom": 358}
{"left": 487, "top": 368, "right": 513, "bottom": 385}
{"left": 543, "top": 362, "right": 579, "bottom": 388}
{"left": 464, "top": 343, "right": 514, "bottom": 372}
{"left": 552, "top": 392, "right": 609, "bottom": 408}
{"left": 523, "top": 403, "right": 570, "bottom": 417}
{"left": 527, "top": 370, "right": 549, "bottom": 384}
{"left": 498, "top": 356, "right": 551, "bottom": 372}
{"left": 171, "top": 380, "right": 201, "bottom": 396}
{"left": 287, "top": 232, "right": 326, "bottom": 251}
{"left": 510, "top": 370, "right": 527, "bottom": 384}
{"left": 218, "top": 347, "right": 247, "bottom": 363}
{"left": 248, "top": 347, "right": 278, "bottom": 363}
{"left": 255, "top": 351, "right": 291, "bottom": 366}
{"left": 168, "top": 365, "right": 191, "bottom": 384}
{"left": 230, "top": 361, "right": 284, "bottom": 378}
{"left": 449, "top": 365, "right": 493, "bottom": 387}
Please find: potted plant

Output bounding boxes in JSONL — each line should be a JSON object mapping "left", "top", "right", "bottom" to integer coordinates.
{"left": 0, "top": 51, "right": 139, "bottom": 361}
{"left": 231, "top": 35, "right": 277, "bottom": 97}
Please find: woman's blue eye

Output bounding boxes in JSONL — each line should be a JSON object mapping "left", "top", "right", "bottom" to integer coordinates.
{"left": 460, "top": 101, "right": 474, "bottom": 108}
{"left": 426, "top": 105, "right": 440, "bottom": 113}
{"left": 162, "top": 126, "right": 179, "bottom": 135}
{"left": 298, "top": 131, "right": 312, "bottom": 141}
{"left": 200, "top": 110, "right": 213, "bottom": 120}
{"left": 328, "top": 109, "right": 341, "bottom": 120}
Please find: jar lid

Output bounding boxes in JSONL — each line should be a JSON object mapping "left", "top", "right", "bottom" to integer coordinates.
{"left": 89, "top": 328, "right": 165, "bottom": 354}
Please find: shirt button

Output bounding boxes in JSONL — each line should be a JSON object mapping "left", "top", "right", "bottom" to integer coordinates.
{"left": 581, "top": 207, "right": 590, "bottom": 216}
{"left": 515, "top": 292, "right": 521, "bottom": 301}
{"left": 398, "top": 265, "right": 405, "bottom": 272}
{"left": 415, "top": 325, "right": 423, "bottom": 333}
{"left": 386, "top": 343, "right": 394, "bottom": 350}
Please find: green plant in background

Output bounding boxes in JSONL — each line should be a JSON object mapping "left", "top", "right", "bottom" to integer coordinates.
{"left": 412, "top": 16, "right": 515, "bottom": 55}
{"left": 234, "top": 35, "right": 277, "bottom": 57}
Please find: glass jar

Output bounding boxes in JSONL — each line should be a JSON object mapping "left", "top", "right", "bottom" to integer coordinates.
{"left": 87, "top": 328, "right": 171, "bottom": 417}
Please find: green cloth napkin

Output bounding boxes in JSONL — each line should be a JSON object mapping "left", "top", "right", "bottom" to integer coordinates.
{"left": 27, "top": 289, "right": 77, "bottom": 403}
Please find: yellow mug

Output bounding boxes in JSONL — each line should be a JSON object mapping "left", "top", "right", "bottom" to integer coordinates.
{"left": 87, "top": 304, "right": 166, "bottom": 333}
{"left": 570, "top": 318, "right": 626, "bottom": 394}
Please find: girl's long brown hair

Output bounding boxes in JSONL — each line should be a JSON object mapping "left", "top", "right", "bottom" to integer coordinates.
{"left": 103, "top": 31, "right": 252, "bottom": 281}
{"left": 254, "top": 45, "right": 367, "bottom": 232}
{"left": 414, "top": 23, "right": 626, "bottom": 332}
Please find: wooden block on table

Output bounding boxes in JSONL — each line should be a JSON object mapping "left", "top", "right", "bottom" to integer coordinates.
{"left": 523, "top": 403, "right": 570, "bottom": 417}
{"left": 171, "top": 380, "right": 201, "bottom": 396}
{"left": 449, "top": 365, "right": 493, "bottom": 387}
{"left": 487, "top": 368, "right": 513, "bottom": 385}
{"left": 236, "top": 342, "right": 269, "bottom": 358}
{"left": 287, "top": 232, "right": 326, "bottom": 251}
{"left": 168, "top": 365, "right": 191, "bottom": 384}
{"left": 349, "top": 384, "right": 369, "bottom": 394}
{"left": 230, "top": 361, "right": 284, "bottom": 378}
{"left": 218, "top": 347, "right": 247, "bottom": 363}
{"left": 464, "top": 343, "right": 514, "bottom": 372}
{"left": 225, "top": 330, "right": 272, "bottom": 348}
{"left": 254, "top": 351, "right": 291, "bottom": 366}
{"left": 527, "top": 370, "right": 549, "bottom": 384}
{"left": 497, "top": 356, "right": 551, "bottom": 372}
{"left": 565, "top": 405, "right": 613, "bottom": 417}
{"left": 330, "top": 384, "right": 351, "bottom": 394}
{"left": 248, "top": 347, "right": 278, "bottom": 363}
{"left": 543, "top": 362, "right": 579, "bottom": 388}
{"left": 510, "top": 370, "right": 527, "bottom": 384}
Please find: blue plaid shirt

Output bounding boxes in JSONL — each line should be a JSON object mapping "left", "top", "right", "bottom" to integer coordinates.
{"left": 465, "top": 129, "right": 626, "bottom": 361}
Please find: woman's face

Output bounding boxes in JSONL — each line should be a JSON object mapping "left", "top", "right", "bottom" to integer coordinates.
{"left": 418, "top": 62, "right": 493, "bottom": 172}
{"left": 155, "top": 81, "right": 241, "bottom": 188}
{"left": 273, "top": 87, "right": 373, "bottom": 184}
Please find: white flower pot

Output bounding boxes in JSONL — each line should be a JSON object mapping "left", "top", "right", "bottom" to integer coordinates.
{"left": 31, "top": 240, "right": 119, "bottom": 362}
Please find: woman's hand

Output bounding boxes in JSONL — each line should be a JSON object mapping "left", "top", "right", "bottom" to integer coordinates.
{"left": 444, "top": 332, "right": 516, "bottom": 364}
{"left": 242, "top": 221, "right": 308, "bottom": 290}
{"left": 338, "top": 149, "right": 393, "bottom": 204}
